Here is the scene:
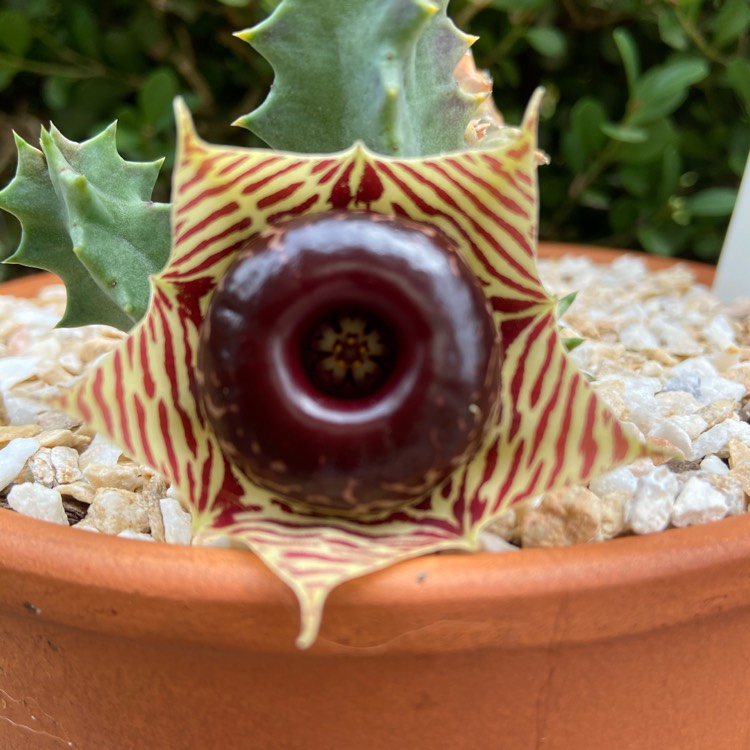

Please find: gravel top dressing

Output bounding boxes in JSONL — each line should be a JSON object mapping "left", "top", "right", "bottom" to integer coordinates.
{"left": 1, "top": 254, "right": 749, "bottom": 551}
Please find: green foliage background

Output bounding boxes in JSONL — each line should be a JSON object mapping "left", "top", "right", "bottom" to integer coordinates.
{"left": 0, "top": 0, "right": 748, "bottom": 281}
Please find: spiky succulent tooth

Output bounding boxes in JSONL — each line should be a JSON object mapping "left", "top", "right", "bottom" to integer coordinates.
{"left": 0, "top": 124, "right": 170, "bottom": 330}
{"left": 234, "top": 0, "right": 485, "bottom": 156}
{"left": 54, "top": 93, "right": 647, "bottom": 648}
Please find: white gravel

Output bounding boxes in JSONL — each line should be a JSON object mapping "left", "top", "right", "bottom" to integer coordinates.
{"left": 485, "top": 253, "right": 750, "bottom": 547}
{"left": 1, "top": 254, "right": 749, "bottom": 549}
{"left": 0, "top": 437, "right": 40, "bottom": 490}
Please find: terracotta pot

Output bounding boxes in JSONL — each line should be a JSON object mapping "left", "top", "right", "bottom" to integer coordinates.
{"left": 1, "top": 245, "right": 746, "bottom": 750}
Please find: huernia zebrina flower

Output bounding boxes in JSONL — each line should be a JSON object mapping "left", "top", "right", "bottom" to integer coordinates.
{"left": 1, "top": 0, "right": 648, "bottom": 647}
{"left": 55, "top": 92, "right": 645, "bottom": 646}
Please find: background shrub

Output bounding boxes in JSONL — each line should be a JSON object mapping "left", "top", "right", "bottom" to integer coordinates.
{"left": 0, "top": 0, "right": 747, "bottom": 281}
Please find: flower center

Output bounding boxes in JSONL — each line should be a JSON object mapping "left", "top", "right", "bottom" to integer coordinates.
{"left": 302, "top": 308, "right": 397, "bottom": 399}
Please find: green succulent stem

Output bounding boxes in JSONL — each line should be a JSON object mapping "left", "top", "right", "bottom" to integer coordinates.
{"left": 234, "top": 0, "right": 484, "bottom": 156}
{"left": 0, "top": 124, "right": 170, "bottom": 329}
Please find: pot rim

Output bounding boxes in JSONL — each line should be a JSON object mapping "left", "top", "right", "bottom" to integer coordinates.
{"left": 2, "top": 508, "right": 749, "bottom": 655}
{"left": 0, "top": 243, "right": 739, "bottom": 655}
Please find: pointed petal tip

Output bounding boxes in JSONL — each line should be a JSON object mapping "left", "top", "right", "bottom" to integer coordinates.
{"left": 522, "top": 87, "right": 547, "bottom": 130}
{"left": 294, "top": 595, "right": 325, "bottom": 650}
{"left": 172, "top": 96, "right": 191, "bottom": 123}
{"left": 173, "top": 97, "right": 204, "bottom": 148}
{"left": 294, "top": 630, "right": 317, "bottom": 650}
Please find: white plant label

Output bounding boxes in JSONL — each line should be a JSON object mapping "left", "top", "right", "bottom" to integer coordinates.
{"left": 714, "top": 153, "right": 750, "bottom": 302}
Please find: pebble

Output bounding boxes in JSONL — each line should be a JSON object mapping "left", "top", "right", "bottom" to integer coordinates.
{"left": 0, "top": 437, "right": 40, "bottom": 491}
{"left": 77, "top": 488, "right": 150, "bottom": 535}
{"left": 588, "top": 466, "right": 637, "bottom": 497}
{"left": 598, "top": 491, "right": 629, "bottom": 539}
{"left": 697, "top": 376, "right": 746, "bottom": 404}
{"left": 0, "top": 356, "right": 41, "bottom": 390}
{"left": 159, "top": 497, "right": 193, "bottom": 545}
{"left": 50, "top": 446, "right": 84, "bottom": 484}
{"left": 626, "top": 466, "right": 679, "bottom": 535}
{"left": 703, "top": 315, "right": 737, "bottom": 350}
{"left": 662, "top": 372, "right": 702, "bottom": 399}
{"left": 648, "top": 421, "right": 692, "bottom": 458}
{"left": 79, "top": 433, "right": 123, "bottom": 470}
{"left": 0, "top": 424, "right": 41, "bottom": 444}
{"left": 668, "top": 413, "right": 708, "bottom": 440}
{"left": 691, "top": 419, "right": 750, "bottom": 460}
{"left": 706, "top": 473, "right": 747, "bottom": 515}
{"left": 620, "top": 323, "right": 659, "bottom": 351}
{"left": 28, "top": 447, "right": 55, "bottom": 487}
{"left": 671, "top": 476, "right": 728, "bottom": 527}
{"left": 3, "top": 395, "right": 44, "bottom": 425}
{"left": 83, "top": 462, "right": 144, "bottom": 492}
{"left": 519, "top": 486, "right": 602, "bottom": 547}
{"left": 479, "top": 530, "right": 520, "bottom": 552}
{"left": 700, "top": 455, "right": 730, "bottom": 475}
{"left": 7, "top": 482, "right": 68, "bottom": 525}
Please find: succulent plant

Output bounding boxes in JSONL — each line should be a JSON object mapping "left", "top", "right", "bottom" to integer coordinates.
{"left": 233, "top": 0, "right": 482, "bottom": 157}
{"left": 0, "top": 0, "right": 648, "bottom": 647}
{"left": 0, "top": 124, "right": 169, "bottom": 330}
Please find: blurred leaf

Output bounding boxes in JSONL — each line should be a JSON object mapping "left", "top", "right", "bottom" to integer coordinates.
{"left": 69, "top": 4, "right": 99, "bottom": 59}
{"left": 496, "top": 58, "right": 520, "bottom": 87}
{"left": 51, "top": 78, "right": 132, "bottom": 138}
{"left": 728, "top": 126, "right": 750, "bottom": 176}
{"left": 637, "top": 225, "right": 678, "bottom": 257}
{"left": 580, "top": 187, "right": 609, "bottom": 210}
{"left": 658, "top": 145, "right": 681, "bottom": 205}
{"left": 525, "top": 27, "right": 567, "bottom": 58}
{"left": 103, "top": 29, "right": 146, "bottom": 74}
{"left": 0, "top": 10, "right": 32, "bottom": 56}
{"left": 693, "top": 229, "right": 724, "bottom": 262}
{"left": 630, "top": 58, "right": 709, "bottom": 125}
{"left": 489, "top": 0, "right": 551, "bottom": 9}
{"left": 41, "top": 76, "right": 71, "bottom": 110}
{"left": 615, "top": 119, "right": 678, "bottom": 165}
{"left": 0, "top": 62, "right": 17, "bottom": 92}
{"left": 711, "top": 0, "right": 750, "bottom": 49}
{"left": 562, "top": 97, "right": 607, "bottom": 171}
{"left": 610, "top": 196, "right": 640, "bottom": 234}
{"left": 163, "top": 0, "right": 202, "bottom": 22}
{"left": 138, "top": 68, "right": 180, "bottom": 127}
{"left": 619, "top": 164, "right": 651, "bottom": 197}
{"left": 110, "top": 105, "right": 143, "bottom": 154}
{"left": 612, "top": 27, "right": 639, "bottom": 94}
{"left": 601, "top": 122, "right": 648, "bottom": 143}
{"left": 571, "top": 97, "right": 607, "bottom": 152}
{"left": 685, "top": 187, "right": 738, "bottom": 217}
{"left": 724, "top": 58, "right": 750, "bottom": 116}
{"left": 658, "top": 9, "right": 688, "bottom": 51}
{"left": 129, "top": 7, "right": 166, "bottom": 49}
{"left": 560, "top": 130, "right": 585, "bottom": 172}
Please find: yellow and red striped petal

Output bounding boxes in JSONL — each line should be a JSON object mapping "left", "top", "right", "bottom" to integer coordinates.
{"left": 58, "top": 91, "right": 645, "bottom": 647}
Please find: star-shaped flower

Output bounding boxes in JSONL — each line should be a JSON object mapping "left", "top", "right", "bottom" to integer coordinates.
{"left": 58, "top": 90, "right": 645, "bottom": 647}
